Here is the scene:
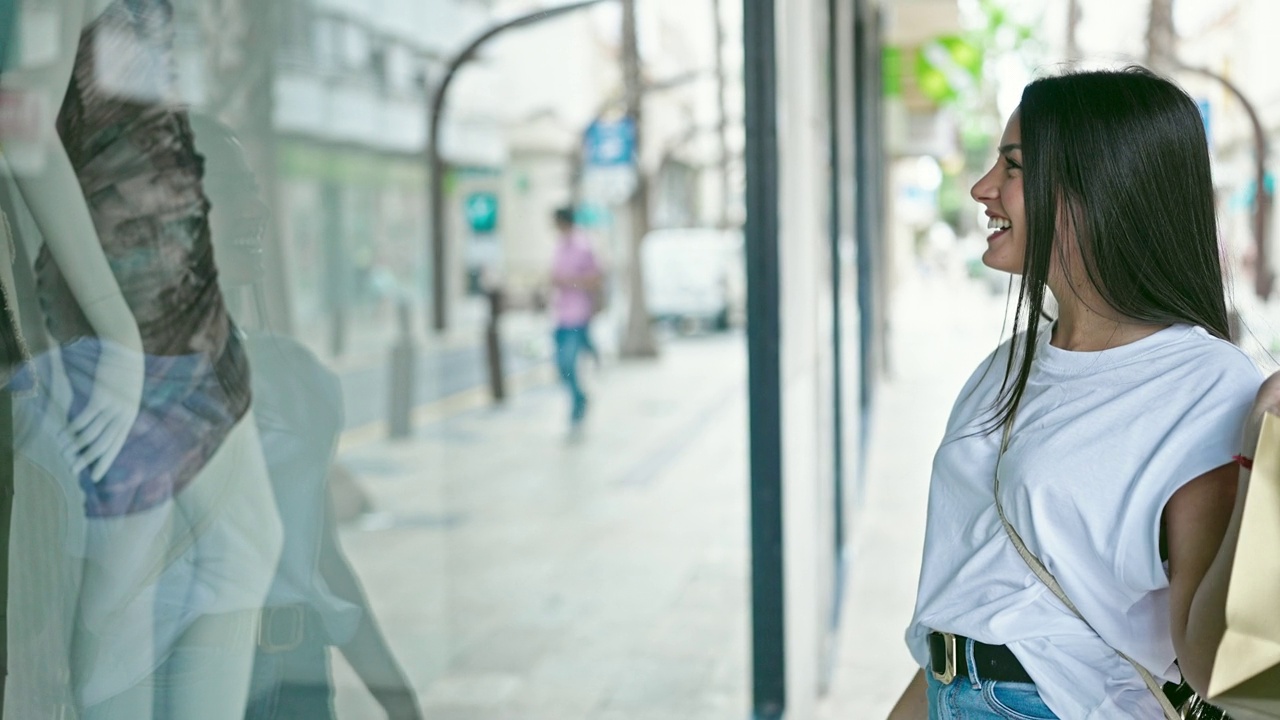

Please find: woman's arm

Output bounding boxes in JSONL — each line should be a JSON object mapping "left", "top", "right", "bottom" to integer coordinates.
{"left": 1165, "top": 462, "right": 1238, "bottom": 693}
{"left": 1168, "top": 373, "right": 1280, "bottom": 694}
{"left": 886, "top": 669, "right": 927, "bottom": 720}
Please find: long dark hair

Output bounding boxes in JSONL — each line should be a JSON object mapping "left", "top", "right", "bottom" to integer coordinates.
{"left": 991, "top": 66, "right": 1230, "bottom": 431}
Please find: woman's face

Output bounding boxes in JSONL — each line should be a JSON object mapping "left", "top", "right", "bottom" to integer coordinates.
{"left": 971, "top": 111, "right": 1025, "bottom": 274}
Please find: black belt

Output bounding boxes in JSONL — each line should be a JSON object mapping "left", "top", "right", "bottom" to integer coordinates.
{"left": 928, "top": 631, "right": 1034, "bottom": 685}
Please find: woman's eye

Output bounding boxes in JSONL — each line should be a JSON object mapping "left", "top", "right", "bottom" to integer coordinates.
{"left": 1004, "top": 158, "right": 1021, "bottom": 174}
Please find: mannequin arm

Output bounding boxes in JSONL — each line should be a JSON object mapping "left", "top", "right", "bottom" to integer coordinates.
{"left": 1, "top": 0, "right": 144, "bottom": 481}
{"left": 318, "top": 492, "right": 422, "bottom": 719}
{"left": 8, "top": 142, "right": 142, "bottom": 354}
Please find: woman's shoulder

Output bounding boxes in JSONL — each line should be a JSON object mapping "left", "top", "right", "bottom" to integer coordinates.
{"left": 1169, "top": 326, "right": 1262, "bottom": 380}
{"left": 946, "top": 337, "right": 1021, "bottom": 425}
{"left": 1136, "top": 326, "right": 1263, "bottom": 409}
{"left": 958, "top": 338, "right": 1014, "bottom": 392}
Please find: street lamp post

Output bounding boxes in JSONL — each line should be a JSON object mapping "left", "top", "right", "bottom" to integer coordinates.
{"left": 1178, "top": 64, "right": 1273, "bottom": 300}
{"left": 427, "top": 0, "right": 618, "bottom": 334}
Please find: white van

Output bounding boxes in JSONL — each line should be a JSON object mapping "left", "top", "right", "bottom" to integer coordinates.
{"left": 640, "top": 228, "right": 745, "bottom": 331}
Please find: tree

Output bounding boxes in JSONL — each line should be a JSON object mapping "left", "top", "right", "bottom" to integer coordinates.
{"left": 1065, "top": 0, "right": 1082, "bottom": 60}
{"left": 618, "top": 0, "right": 659, "bottom": 358}
{"left": 1146, "top": 0, "right": 1176, "bottom": 73}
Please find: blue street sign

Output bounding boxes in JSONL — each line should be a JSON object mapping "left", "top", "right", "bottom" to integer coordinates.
{"left": 1197, "top": 97, "right": 1211, "bottom": 143}
{"left": 584, "top": 118, "right": 636, "bottom": 167}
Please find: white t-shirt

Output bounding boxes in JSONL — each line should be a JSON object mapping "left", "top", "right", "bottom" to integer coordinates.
{"left": 906, "top": 323, "right": 1261, "bottom": 718}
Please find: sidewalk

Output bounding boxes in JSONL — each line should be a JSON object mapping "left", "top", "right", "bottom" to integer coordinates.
{"left": 329, "top": 333, "right": 752, "bottom": 719}
{"left": 818, "top": 274, "right": 1009, "bottom": 718}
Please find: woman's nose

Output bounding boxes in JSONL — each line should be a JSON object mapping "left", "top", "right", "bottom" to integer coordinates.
{"left": 971, "top": 168, "right": 997, "bottom": 203}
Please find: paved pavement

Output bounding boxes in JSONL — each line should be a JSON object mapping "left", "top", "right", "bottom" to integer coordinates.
{"left": 321, "top": 273, "right": 1004, "bottom": 719}
{"left": 330, "top": 332, "right": 752, "bottom": 720}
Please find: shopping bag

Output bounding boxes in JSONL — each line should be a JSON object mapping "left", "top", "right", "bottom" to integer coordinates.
{"left": 1207, "top": 411, "right": 1280, "bottom": 719}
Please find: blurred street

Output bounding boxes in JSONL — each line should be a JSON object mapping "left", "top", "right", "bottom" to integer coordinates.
{"left": 329, "top": 330, "right": 751, "bottom": 719}
{"left": 324, "top": 306, "right": 554, "bottom": 433}
{"left": 319, "top": 272, "right": 1005, "bottom": 718}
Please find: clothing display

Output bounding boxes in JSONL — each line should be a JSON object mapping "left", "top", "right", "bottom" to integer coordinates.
{"left": 8, "top": 353, "right": 280, "bottom": 710}
{"left": 245, "top": 331, "right": 360, "bottom": 645}
{"left": 4, "top": 0, "right": 282, "bottom": 713}
{"left": 36, "top": 0, "right": 250, "bottom": 516}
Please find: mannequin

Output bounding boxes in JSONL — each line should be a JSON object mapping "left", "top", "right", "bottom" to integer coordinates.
{"left": 191, "top": 113, "right": 423, "bottom": 720}
{"left": 0, "top": 0, "right": 282, "bottom": 717}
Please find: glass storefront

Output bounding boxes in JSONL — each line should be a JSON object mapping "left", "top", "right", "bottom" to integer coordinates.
{"left": 0, "top": 0, "right": 884, "bottom": 717}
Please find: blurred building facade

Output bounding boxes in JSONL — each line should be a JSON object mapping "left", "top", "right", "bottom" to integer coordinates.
{"left": 158, "top": 0, "right": 744, "bottom": 358}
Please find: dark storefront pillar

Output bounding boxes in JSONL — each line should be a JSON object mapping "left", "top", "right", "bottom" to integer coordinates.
{"left": 743, "top": 0, "right": 785, "bottom": 716}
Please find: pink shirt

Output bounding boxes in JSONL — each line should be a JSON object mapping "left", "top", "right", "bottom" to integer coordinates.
{"left": 551, "top": 233, "right": 600, "bottom": 327}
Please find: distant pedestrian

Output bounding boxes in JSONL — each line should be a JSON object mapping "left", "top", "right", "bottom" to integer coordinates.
{"left": 550, "top": 207, "right": 602, "bottom": 429}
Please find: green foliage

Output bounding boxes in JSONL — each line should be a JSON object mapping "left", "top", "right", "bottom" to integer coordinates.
{"left": 915, "top": 35, "right": 983, "bottom": 104}
{"left": 950, "top": 0, "right": 1045, "bottom": 150}
{"left": 938, "top": 169, "right": 968, "bottom": 228}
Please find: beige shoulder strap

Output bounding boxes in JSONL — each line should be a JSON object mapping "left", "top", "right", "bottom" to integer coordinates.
{"left": 995, "top": 418, "right": 1182, "bottom": 720}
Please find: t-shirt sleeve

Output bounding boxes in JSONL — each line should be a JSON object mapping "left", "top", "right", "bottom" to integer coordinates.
{"left": 904, "top": 623, "right": 930, "bottom": 670}
{"left": 1121, "top": 345, "right": 1261, "bottom": 590}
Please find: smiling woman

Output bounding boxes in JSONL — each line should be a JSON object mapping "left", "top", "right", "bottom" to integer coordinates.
{"left": 887, "top": 67, "right": 1264, "bottom": 720}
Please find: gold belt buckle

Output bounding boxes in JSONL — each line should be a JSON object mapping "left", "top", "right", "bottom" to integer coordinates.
{"left": 931, "top": 632, "right": 958, "bottom": 685}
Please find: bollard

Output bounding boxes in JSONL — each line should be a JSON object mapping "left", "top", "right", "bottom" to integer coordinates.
{"left": 388, "top": 300, "right": 416, "bottom": 438}
{"left": 484, "top": 287, "right": 506, "bottom": 404}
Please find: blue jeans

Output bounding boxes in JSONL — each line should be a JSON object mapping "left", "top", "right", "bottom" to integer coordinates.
{"left": 926, "top": 638, "right": 1057, "bottom": 719}
{"left": 554, "top": 326, "right": 590, "bottom": 423}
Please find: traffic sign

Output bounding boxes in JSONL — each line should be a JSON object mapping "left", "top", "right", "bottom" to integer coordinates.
{"left": 585, "top": 118, "right": 636, "bottom": 167}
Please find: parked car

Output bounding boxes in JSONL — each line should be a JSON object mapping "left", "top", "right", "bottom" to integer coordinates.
{"left": 640, "top": 228, "right": 745, "bottom": 332}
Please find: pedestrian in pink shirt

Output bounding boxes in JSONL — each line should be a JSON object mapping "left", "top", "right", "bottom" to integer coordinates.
{"left": 550, "top": 207, "right": 602, "bottom": 428}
